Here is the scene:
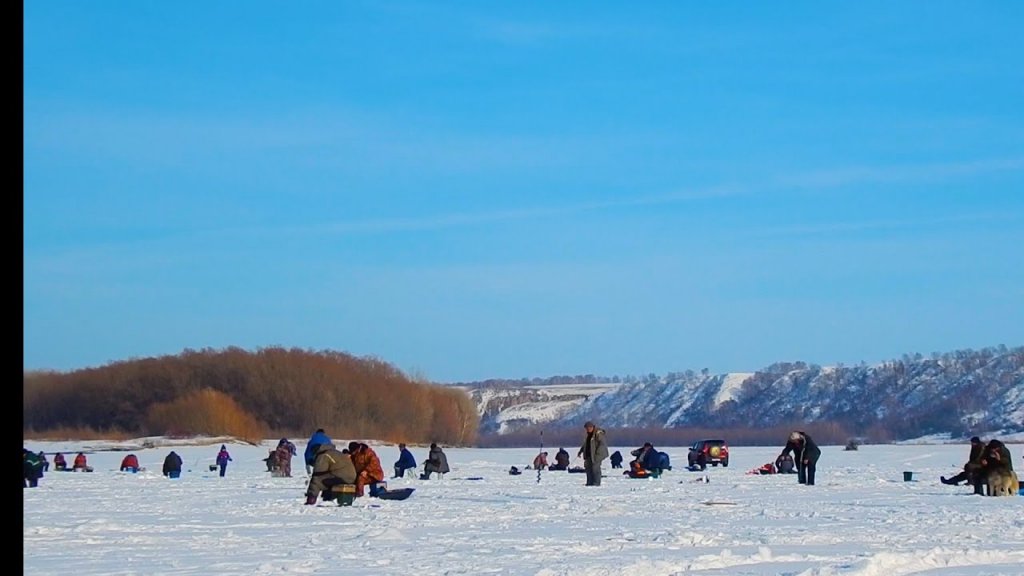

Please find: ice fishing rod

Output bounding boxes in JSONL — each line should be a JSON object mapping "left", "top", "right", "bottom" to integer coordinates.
{"left": 537, "top": 430, "right": 543, "bottom": 484}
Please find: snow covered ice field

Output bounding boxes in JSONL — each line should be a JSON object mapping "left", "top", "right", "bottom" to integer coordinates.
{"left": 22, "top": 439, "right": 1024, "bottom": 576}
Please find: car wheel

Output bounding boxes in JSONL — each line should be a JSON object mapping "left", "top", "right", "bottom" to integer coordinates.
{"left": 722, "top": 459, "right": 729, "bottom": 467}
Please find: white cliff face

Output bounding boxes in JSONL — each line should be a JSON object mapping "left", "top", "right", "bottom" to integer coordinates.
{"left": 463, "top": 346, "right": 1024, "bottom": 439}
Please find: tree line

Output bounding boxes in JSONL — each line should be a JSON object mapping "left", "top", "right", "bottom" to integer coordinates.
{"left": 23, "top": 346, "right": 479, "bottom": 446}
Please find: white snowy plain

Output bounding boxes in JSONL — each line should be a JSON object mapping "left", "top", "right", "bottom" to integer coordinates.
{"left": 22, "top": 438, "right": 1024, "bottom": 576}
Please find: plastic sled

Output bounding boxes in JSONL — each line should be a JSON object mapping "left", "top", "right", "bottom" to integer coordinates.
{"left": 376, "top": 487, "right": 415, "bottom": 501}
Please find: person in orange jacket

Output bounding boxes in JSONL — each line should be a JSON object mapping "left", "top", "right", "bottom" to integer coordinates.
{"left": 348, "top": 442, "right": 385, "bottom": 497}
{"left": 72, "top": 452, "right": 89, "bottom": 471}
{"left": 120, "top": 454, "right": 140, "bottom": 472}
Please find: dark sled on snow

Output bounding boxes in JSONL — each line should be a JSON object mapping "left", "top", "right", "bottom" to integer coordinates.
{"left": 375, "top": 487, "right": 415, "bottom": 501}
{"left": 567, "top": 467, "right": 586, "bottom": 474}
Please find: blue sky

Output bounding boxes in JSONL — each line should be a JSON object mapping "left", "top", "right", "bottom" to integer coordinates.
{"left": 24, "top": 2, "right": 1024, "bottom": 382}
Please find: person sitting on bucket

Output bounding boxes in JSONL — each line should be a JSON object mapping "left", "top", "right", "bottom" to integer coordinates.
{"left": 53, "top": 452, "right": 67, "bottom": 471}
{"left": 421, "top": 443, "right": 450, "bottom": 479}
{"left": 72, "top": 452, "right": 89, "bottom": 471}
{"left": 550, "top": 448, "right": 570, "bottom": 471}
{"left": 393, "top": 443, "right": 417, "bottom": 479}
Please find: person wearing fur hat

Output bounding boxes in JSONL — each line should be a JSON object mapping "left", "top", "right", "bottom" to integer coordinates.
{"left": 779, "top": 431, "right": 821, "bottom": 485}
{"left": 577, "top": 421, "right": 609, "bottom": 486}
{"left": 941, "top": 436, "right": 986, "bottom": 492}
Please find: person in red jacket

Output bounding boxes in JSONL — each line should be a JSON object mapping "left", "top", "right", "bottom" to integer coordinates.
{"left": 53, "top": 452, "right": 67, "bottom": 471}
{"left": 120, "top": 454, "right": 140, "bottom": 472}
{"left": 72, "top": 452, "right": 89, "bottom": 471}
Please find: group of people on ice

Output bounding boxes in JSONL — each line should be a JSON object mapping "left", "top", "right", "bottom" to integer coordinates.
{"left": 302, "top": 429, "right": 451, "bottom": 505}
{"left": 940, "top": 436, "right": 1017, "bottom": 496}
{"left": 24, "top": 450, "right": 96, "bottom": 486}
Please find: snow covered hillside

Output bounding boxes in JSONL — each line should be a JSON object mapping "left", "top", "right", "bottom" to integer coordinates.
{"left": 463, "top": 346, "right": 1024, "bottom": 439}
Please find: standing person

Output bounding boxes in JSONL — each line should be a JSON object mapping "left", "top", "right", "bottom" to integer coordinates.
{"left": 163, "top": 451, "right": 183, "bottom": 478}
{"left": 349, "top": 442, "right": 386, "bottom": 497}
{"left": 24, "top": 449, "right": 45, "bottom": 487}
{"left": 305, "top": 442, "right": 357, "bottom": 505}
{"left": 393, "top": 443, "right": 417, "bottom": 479}
{"left": 421, "top": 443, "right": 450, "bottom": 480}
{"left": 577, "top": 421, "right": 609, "bottom": 486}
{"left": 38, "top": 451, "right": 49, "bottom": 472}
{"left": 275, "top": 438, "right": 297, "bottom": 477}
{"left": 304, "top": 428, "right": 331, "bottom": 475}
{"left": 779, "top": 431, "right": 821, "bottom": 486}
{"left": 215, "top": 445, "right": 232, "bottom": 477}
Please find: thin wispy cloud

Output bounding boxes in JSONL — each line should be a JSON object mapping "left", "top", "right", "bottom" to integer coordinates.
{"left": 750, "top": 211, "right": 1021, "bottom": 239}
{"left": 778, "top": 156, "right": 1024, "bottom": 190}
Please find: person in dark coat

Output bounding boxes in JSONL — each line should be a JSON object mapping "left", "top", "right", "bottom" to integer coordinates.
{"left": 38, "top": 451, "right": 49, "bottom": 472}
{"left": 163, "top": 451, "right": 183, "bottom": 478}
{"left": 306, "top": 443, "right": 357, "bottom": 505}
{"left": 577, "top": 421, "right": 610, "bottom": 486}
{"left": 779, "top": 430, "right": 821, "bottom": 485}
{"left": 775, "top": 452, "right": 796, "bottom": 474}
{"left": 550, "top": 448, "right": 570, "bottom": 471}
{"left": 941, "top": 436, "right": 986, "bottom": 491}
{"left": 24, "top": 449, "right": 45, "bottom": 487}
{"left": 609, "top": 450, "right": 623, "bottom": 469}
{"left": 304, "top": 429, "right": 331, "bottom": 475}
{"left": 421, "top": 443, "right": 450, "bottom": 479}
{"left": 393, "top": 443, "right": 417, "bottom": 479}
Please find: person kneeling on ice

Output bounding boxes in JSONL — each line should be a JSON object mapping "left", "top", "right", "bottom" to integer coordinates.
{"left": 24, "top": 449, "right": 44, "bottom": 487}
{"left": 532, "top": 451, "right": 549, "bottom": 470}
{"left": 775, "top": 452, "right": 796, "bottom": 474}
{"left": 306, "top": 443, "right": 357, "bottom": 505}
{"left": 120, "top": 454, "right": 140, "bottom": 472}
{"left": 163, "top": 451, "right": 183, "bottom": 478}
{"left": 609, "top": 450, "right": 624, "bottom": 469}
{"left": 349, "top": 442, "right": 386, "bottom": 497}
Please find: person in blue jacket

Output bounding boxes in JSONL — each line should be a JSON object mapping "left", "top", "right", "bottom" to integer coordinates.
{"left": 304, "top": 428, "right": 332, "bottom": 475}
{"left": 393, "top": 443, "right": 417, "bottom": 478}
